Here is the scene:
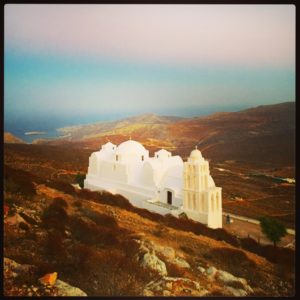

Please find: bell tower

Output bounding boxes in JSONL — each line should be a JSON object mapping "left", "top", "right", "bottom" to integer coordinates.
{"left": 183, "top": 146, "right": 222, "bottom": 228}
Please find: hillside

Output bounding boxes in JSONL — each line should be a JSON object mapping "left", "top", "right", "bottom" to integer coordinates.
{"left": 169, "top": 101, "right": 295, "bottom": 166}
{"left": 35, "top": 113, "right": 183, "bottom": 148}
{"left": 3, "top": 158, "right": 295, "bottom": 296}
{"left": 34, "top": 102, "right": 295, "bottom": 168}
{"left": 4, "top": 132, "right": 26, "bottom": 144}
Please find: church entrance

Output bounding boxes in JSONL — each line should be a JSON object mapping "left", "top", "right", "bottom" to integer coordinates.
{"left": 167, "top": 191, "right": 172, "bottom": 205}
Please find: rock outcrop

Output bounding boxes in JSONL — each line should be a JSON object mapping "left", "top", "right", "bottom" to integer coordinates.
{"left": 143, "top": 277, "right": 209, "bottom": 296}
{"left": 141, "top": 252, "right": 168, "bottom": 276}
{"left": 54, "top": 280, "right": 87, "bottom": 296}
{"left": 205, "top": 265, "right": 254, "bottom": 296}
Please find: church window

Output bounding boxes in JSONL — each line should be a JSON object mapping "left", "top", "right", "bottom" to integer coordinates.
{"left": 116, "top": 155, "right": 119, "bottom": 161}
{"left": 141, "top": 155, "right": 144, "bottom": 161}
{"left": 216, "top": 193, "right": 220, "bottom": 210}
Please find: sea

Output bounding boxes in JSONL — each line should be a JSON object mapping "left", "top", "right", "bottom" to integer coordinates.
{"left": 4, "top": 114, "right": 121, "bottom": 143}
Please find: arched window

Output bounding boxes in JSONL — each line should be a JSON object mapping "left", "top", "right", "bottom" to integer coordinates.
{"left": 141, "top": 155, "right": 144, "bottom": 161}
{"left": 116, "top": 155, "right": 119, "bottom": 161}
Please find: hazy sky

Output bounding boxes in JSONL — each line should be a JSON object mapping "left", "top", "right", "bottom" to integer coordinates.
{"left": 4, "top": 4, "right": 295, "bottom": 122}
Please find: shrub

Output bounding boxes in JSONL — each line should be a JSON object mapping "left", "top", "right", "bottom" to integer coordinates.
{"left": 4, "top": 165, "right": 39, "bottom": 197}
{"left": 210, "top": 247, "right": 256, "bottom": 269}
{"left": 78, "top": 189, "right": 134, "bottom": 211}
{"left": 240, "top": 237, "right": 262, "bottom": 254}
{"left": 45, "top": 180, "right": 76, "bottom": 195}
{"left": 83, "top": 209, "right": 118, "bottom": 228}
{"left": 75, "top": 173, "right": 86, "bottom": 189}
{"left": 41, "top": 200, "right": 68, "bottom": 231}
{"left": 52, "top": 197, "right": 68, "bottom": 209}
{"left": 259, "top": 217, "right": 287, "bottom": 247}
{"left": 68, "top": 216, "right": 119, "bottom": 246}
{"left": 261, "top": 245, "right": 295, "bottom": 265}
{"left": 45, "top": 230, "right": 66, "bottom": 259}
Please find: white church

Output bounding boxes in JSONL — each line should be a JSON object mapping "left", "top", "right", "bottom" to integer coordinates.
{"left": 84, "top": 139, "right": 222, "bottom": 229}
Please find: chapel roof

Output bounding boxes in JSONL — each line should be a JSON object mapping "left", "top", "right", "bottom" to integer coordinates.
{"left": 116, "top": 140, "right": 146, "bottom": 154}
{"left": 104, "top": 141, "right": 115, "bottom": 147}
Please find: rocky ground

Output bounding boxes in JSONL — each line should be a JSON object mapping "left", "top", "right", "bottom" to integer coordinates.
{"left": 3, "top": 180, "right": 295, "bottom": 296}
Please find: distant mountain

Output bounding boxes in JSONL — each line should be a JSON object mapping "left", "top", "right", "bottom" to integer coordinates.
{"left": 34, "top": 102, "right": 295, "bottom": 167}
{"left": 4, "top": 132, "right": 26, "bottom": 144}
{"left": 167, "top": 101, "right": 295, "bottom": 166}
{"left": 35, "top": 113, "right": 184, "bottom": 149}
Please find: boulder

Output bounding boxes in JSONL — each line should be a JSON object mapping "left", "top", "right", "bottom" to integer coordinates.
{"left": 206, "top": 266, "right": 218, "bottom": 278}
{"left": 4, "top": 257, "right": 36, "bottom": 279}
{"left": 141, "top": 252, "right": 167, "bottom": 276}
{"left": 173, "top": 257, "right": 190, "bottom": 269}
{"left": 39, "top": 272, "right": 57, "bottom": 286}
{"left": 5, "top": 214, "right": 27, "bottom": 227}
{"left": 216, "top": 270, "right": 253, "bottom": 294}
{"left": 54, "top": 280, "right": 87, "bottom": 296}
{"left": 225, "top": 286, "right": 248, "bottom": 297}
{"left": 154, "top": 245, "right": 176, "bottom": 260}
{"left": 143, "top": 277, "right": 209, "bottom": 296}
{"left": 197, "top": 266, "right": 206, "bottom": 273}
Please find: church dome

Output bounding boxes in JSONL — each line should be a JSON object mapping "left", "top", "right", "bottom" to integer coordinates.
{"left": 117, "top": 140, "right": 146, "bottom": 154}
{"left": 190, "top": 148, "right": 202, "bottom": 159}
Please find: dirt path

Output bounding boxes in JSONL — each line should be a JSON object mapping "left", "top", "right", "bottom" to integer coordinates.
{"left": 222, "top": 215, "right": 295, "bottom": 248}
